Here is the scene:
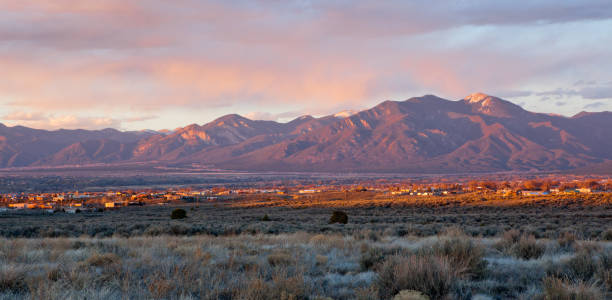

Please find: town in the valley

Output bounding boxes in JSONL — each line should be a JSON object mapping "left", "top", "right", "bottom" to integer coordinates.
{"left": 2, "top": 177, "right": 610, "bottom": 213}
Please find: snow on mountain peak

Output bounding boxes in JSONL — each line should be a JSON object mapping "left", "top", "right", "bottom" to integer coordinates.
{"left": 334, "top": 110, "right": 358, "bottom": 118}
{"left": 464, "top": 92, "right": 492, "bottom": 104}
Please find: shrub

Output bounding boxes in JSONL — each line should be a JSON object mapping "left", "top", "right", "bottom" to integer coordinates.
{"left": 86, "top": 252, "right": 121, "bottom": 267}
{"left": 170, "top": 208, "right": 187, "bottom": 219}
{"left": 495, "top": 229, "right": 520, "bottom": 251}
{"left": 315, "top": 255, "right": 328, "bottom": 266}
{"left": 597, "top": 251, "right": 612, "bottom": 290}
{"left": 540, "top": 276, "right": 603, "bottom": 300}
{"left": 600, "top": 228, "right": 612, "bottom": 241}
{"left": 427, "top": 233, "right": 487, "bottom": 278}
{"left": 360, "top": 247, "right": 385, "bottom": 271}
{"left": 377, "top": 255, "right": 455, "bottom": 299}
{"left": 329, "top": 211, "right": 348, "bottom": 224}
{"left": 393, "top": 290, "right": 430, "bottom": 300}
{"left": 566, "top": 251, "right": 598, "bottom": 281}
{"left": 46, "top": 266, "right": 63, "bottom": 281}
{"left": 557, "top": 231, "right": 577, "bottom": 250}
{"left": 0, "top": 266, "right": 28, "bottom": 293}
{"left": 497, "top": 231, "right": 545, "bottom": 260}
{"left": 512, "top": 235, "right": 545, "bottom": 259}
{"left": 267, "top": 251, "right": 293, "bottom": 267}
{"left": 262, "top": 214, "right": 271, "bottom": 221}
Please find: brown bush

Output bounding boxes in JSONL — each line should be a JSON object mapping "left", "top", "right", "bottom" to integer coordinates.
{"left": 377, "top": 255, "right": 455, "bottom": 299}
{"left": 496, "top": 229, "right": 521, "bottom": 249}
{"left": 46, "top": 266, "right": 63, "bottom": 282}
{"left": 0, "top": 266, "right": 28, "bottom": 293}
{"left": 512, "top": 235, "right": 545, "bottom": 259}
{"left": 597, "top": 251, "right": 612, "bottom": 290}
{"left": 427, "top": 234, "right": 487, "bottom": 278}
{"left": 329, "top": 211, "right": 348, "bottom": 224}
{"left": 539, "top": 276, "right": 603, "bottom": 300}
{"left": 392, "top": 290, "right": 430, "bottom": 300}
{"left": 497, "top": 231, "right": 545, "bottom": 260}
{"left": 239, "top": 277, "right": 271, "bottom": 300}
{"left": 566, "top": 251, "right": 598, "bottom": 281}
{"left": 360, "top": 247, "right": 385, "bottom": 271}
{"left": 148, "top": 278, "right": 174, "bottom": 299}
{"left": 267, "top": 251, "right": 293, "bottom": 267}
{"left": 86, "top": 252, "right": 121, "bottom": 267}
{"left": 557, "top": 231, "right": 577, "bottom": 249}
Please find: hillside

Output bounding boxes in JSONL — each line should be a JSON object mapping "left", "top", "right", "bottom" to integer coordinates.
{"left": 1, "top": 93, "right": 611, "bottom": 173}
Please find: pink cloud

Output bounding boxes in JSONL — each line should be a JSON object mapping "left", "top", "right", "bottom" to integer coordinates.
{"left": 0, "top": 1, "right": 611, "bottom": 130}
{"left": 1, "top": 113, "right": 121, "bottom": 130}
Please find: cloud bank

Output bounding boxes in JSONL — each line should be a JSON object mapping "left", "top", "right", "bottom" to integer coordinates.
{"left": 1, "top": 0, "right": 611, "bottom": 129}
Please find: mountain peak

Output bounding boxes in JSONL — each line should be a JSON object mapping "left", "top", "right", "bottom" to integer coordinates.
{"left": 334, "top": 110, "right": 358, "bottom": 118}
{"left": 464, "top": 92, "right": 493, "bottom": 104}
{"left": 463, "top": 93, "right": 527, "bottom": 117}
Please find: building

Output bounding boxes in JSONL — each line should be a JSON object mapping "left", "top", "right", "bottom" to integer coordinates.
{"left": 298, "top": 189, "right": 320, "bottom": 194}
{"left": 520, "top": 190, "right": 550, "bottom": 196}
{"left": 8, "top": 203, "right": 37, "bottom": 209}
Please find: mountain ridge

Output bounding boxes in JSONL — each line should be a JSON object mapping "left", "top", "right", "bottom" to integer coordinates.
{"left": 1, "top": 93, "right": 611, "bottom": 173}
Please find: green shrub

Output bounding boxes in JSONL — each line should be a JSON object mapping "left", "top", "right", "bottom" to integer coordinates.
{"left": 170, "top": 208, "right": 187, "bottom": 219}
{"left": 329, "top": 211, "right": 348, "bottom": 224}
{"left": 262, "top": 214, "right": 271, "bottom": 221}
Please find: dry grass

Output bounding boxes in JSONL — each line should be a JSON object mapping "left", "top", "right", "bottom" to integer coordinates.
{"left": 0, "top": 231, "right": 610, "bottom": 299}
{"left": 376, "top": 254, "right": 454, "bottom": 299}
{"left": 496, "top": 230, "right": 546, "bottom": 260}
{"left": 539, "top": 277, "right": 603, "bottom": 300}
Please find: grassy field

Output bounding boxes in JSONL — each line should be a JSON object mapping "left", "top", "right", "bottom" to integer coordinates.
{"left": 1, "top": 193, "right": 611, "bottom": 299}
{"left": 0, "top": 230, "right": 610, "bottom": 299}
{"left": 1, "top": 193, "right": 611, "bottom": 239}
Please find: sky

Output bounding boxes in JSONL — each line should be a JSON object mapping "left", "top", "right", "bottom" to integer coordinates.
{"left": 1, "top": 1, "right": 611, "bottom": 131}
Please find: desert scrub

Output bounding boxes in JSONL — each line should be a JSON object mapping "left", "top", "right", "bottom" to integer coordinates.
{"left": 565, "top": 251, "right": 599, "bottom": 281}
{"left": 85, "top": 252, "right": 121, "bottom": 267}
{"left": 376, "top": 254, "right": 455, "bottom": 300}
{"left": 0, "top": 266, "right": 28, "bottom": 294}
{"left": 392, "top": 290, "right": 430, "bottom": 300}
{"left": 1, "top": 232, "right": 610, "bottom": 299}
{"left": 557, "top": 231, "right": 577, "bottom": 250}
{"left": 424, "top": 230, "right": 487, "bottom": 278}
{"left": 267, "top": 250, "right": 293, "bottom": 267}
{"left": 539, "top": 276, "right": 603, "bottom": 300}
{"left": 360, "top": 247, "right": 385, "bottom": 271}
{"left": 496, "top": 230, "right": 545, "bottom": 259}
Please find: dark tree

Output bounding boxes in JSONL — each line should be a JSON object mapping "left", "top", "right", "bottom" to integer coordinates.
{"left": 329, "top": 211, "right": 348, "bottom": 224}
{"left": 171, "top": 208, "right": 187, "bottom": 219}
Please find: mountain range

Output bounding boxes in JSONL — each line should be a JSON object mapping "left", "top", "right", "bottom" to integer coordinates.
{"left": 1, "top": 93, "right": 611, "bottom": 173}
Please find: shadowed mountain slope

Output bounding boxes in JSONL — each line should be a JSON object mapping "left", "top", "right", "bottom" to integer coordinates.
{"left": 1, "top": 93, "right": 610, "bottom": 173}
